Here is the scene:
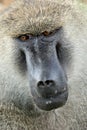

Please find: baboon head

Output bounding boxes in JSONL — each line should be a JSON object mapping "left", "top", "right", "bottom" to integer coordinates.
{"left": 0, "top": 0, "right": 73, "bottom": 111}
{"left": 17, "top": 28, "right": 68, "bottom": 111}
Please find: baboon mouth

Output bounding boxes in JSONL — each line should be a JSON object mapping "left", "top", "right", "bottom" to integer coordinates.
{"left": 33, "top": 90, "right": 68, "bottom": 111}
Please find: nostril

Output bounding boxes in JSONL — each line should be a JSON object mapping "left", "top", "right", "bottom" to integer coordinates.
{"left": 37, "top": 80, "right": 55, "bottom": 89}
{"left": 45, "top": 80, "right": 54, "bottom": 87}
{"left": 37, "top": 81, "right": 45, "bottom": 88}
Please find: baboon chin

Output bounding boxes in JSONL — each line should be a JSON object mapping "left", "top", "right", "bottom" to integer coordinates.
{"left": 0, "top": 0, "right": 87, "bottom": 130}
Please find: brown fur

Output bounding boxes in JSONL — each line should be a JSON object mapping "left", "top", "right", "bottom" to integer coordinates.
{"left": 0, "top": 0, "right": 73, "bottom": 36}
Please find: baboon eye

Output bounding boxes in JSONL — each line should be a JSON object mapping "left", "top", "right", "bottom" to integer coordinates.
{"left": 42, "top": 31, "right": 52, "bottom": 36}
{"left": 18, "top": 35, "right": 30, "bottom": 42}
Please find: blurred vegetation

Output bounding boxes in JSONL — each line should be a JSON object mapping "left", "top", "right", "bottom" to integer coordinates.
{"left": 78, "top": 0, "right": 87, "bottom": 11}
{"left": 0, "top": 0, "right": 12, "bottom": 6}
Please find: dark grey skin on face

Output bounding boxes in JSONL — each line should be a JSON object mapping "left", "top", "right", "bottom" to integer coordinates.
{"left": 17, "top": 28, "right": 68, "bottom": 111}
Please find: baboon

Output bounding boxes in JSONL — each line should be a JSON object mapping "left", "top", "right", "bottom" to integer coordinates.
{"left": 0, "top": 0, "right": 87, "bottom": 130}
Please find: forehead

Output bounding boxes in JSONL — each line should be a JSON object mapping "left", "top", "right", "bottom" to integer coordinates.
{"left": 0, "top": 0, "right": 72, "bottom": 36}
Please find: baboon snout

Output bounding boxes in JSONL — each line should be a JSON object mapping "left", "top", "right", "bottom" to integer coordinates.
{"left": 22, "top": 35, "right": 69, "bottom": 110}
{"left": 37, "top": 80, "right": 63, "bottom": 98}
{"left": 33, "top": 78, "right": 68, "bottom": 111}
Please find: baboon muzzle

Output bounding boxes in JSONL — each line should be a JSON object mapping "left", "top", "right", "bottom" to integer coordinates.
{"left": 25, "top": 48, "right": 68, "bottom": 111}
{"left": 20, "top": 33, "right": 68, "bottom": 111}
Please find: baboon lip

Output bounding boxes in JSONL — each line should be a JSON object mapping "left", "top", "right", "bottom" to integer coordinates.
{"left": 33, "top": 91, "right": 68, "bottom": 111}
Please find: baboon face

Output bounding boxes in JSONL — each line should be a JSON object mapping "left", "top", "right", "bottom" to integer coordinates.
{"left": 15, "top": 28, "right": 68, "bottom": 111}
{"left": 0, "top": 0, "right": 72, "bottom": 111}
